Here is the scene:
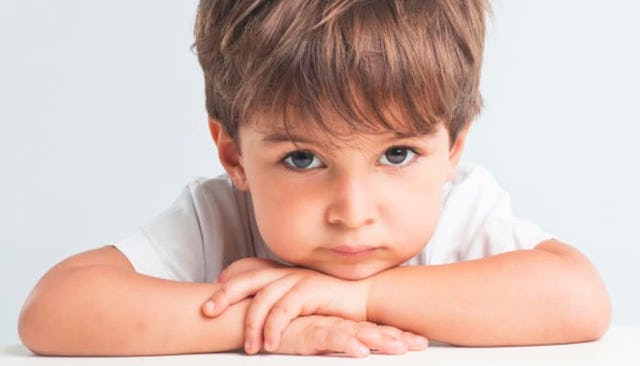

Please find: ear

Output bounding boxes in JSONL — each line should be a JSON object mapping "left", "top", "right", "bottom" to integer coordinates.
{"left": 447, "top": 123, "right": 472, "bottom": 181}
{"left": 208, "top": 117, "right": 249, "bottom": 190}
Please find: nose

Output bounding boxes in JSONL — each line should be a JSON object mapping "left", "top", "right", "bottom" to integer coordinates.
{"left": 325, "top": 173, "right": 378, "bottom": 229}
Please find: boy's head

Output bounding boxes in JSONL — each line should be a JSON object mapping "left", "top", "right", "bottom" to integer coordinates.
{"left": 195, "top": 0, "right": 488, "bottom": 280}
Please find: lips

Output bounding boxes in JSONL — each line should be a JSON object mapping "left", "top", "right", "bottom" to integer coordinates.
{"left": 330, "top": 245, "right": 378, "bottom": 257}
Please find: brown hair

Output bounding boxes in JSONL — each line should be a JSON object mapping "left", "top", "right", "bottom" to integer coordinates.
{"left": 194, "top": 0, "right": 488, "bottom": 145}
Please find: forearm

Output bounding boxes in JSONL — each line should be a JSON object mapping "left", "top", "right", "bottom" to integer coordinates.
{"left": 367, "top": 242, "right": 611, "bottom": 346}
{"left": 19, "top": 266, "right": 249, "bottom": 356}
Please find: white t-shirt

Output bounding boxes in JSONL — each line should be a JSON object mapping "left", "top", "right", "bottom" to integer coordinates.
{"left": 114, "top": 162, "right": 553, "bottom": 283}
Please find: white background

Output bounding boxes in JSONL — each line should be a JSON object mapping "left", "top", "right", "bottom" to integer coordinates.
{"left": 1, "top": 0, "right": 638, "bottom": 345}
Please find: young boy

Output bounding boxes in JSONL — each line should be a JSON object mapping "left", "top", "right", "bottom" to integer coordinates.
{"left": 18, "top": 0, "right": 611, "bottom": 358}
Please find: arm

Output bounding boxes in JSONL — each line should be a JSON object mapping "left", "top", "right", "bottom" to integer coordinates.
{"left": 367, "top": 239, "right": 612, "bottom": 346}
{"left": 201, "top": 240, "right": 610, "bottom": 349}
{"left": 18, "top": 245, "right": 250, "bottom": 356}
{"left": 19, "top": 246, "right": 419, "bottom": 357}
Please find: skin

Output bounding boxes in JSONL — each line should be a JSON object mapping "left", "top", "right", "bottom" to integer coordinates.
{"left": 17, "top": 246, "right": 425, "bottom": 357}
{"left": 17, "top": 112, "right": 610, "bottom": 357}
{"left": 205, "top": 115, "right": 611, "bottom": 354}
{"left": 16, "top": 113, "right": 436, "bottom": 357}
{"left": 210, "top": 116, "right": 469, "bottom": 281}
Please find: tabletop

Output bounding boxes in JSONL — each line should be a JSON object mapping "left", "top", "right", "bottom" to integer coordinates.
{"left": 2, "top": 325, "right": 638, "bottom": 366}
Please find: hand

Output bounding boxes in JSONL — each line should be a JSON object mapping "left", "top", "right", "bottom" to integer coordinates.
{"left": 273, "top": 315, "right": 429, "bottom": 357}
{"left": 201, "top": 257, "right": 370, "bottom": 354}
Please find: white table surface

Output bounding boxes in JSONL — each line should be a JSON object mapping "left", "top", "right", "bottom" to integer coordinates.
{"left": 2, "top": 325, "right": 638, "bottom": 366}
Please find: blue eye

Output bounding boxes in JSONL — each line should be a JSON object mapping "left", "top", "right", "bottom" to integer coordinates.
{"left": 378, "top": 147, "right": 417, "bottom": 166}
{"left": 283, "top": 151, "right": 323, "bottom": 170}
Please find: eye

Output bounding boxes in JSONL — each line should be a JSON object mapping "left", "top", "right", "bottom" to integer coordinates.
{"left": 282, "top": 150, "right": 324, "bottom": 170}
{"left": 378, "top": 147, "right": 417, "bottom": 167}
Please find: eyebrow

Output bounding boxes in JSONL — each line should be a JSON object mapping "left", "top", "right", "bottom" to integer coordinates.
{"left": 262, "top": 132, "right": 315, "bottom": 144}
{"left": 261, "top": 130, "right": 433, "bottom": 145}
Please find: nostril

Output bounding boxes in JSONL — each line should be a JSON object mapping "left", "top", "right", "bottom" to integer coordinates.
{"left": 325, "top": 175, "right": 379, "bottom": 228}
{"left": 326, "top": 205, "right": 376, "bottom": 229}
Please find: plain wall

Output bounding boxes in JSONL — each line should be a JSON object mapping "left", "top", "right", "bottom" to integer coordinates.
{"left": 1, "top": 0, "right": 638, "bottom": 345}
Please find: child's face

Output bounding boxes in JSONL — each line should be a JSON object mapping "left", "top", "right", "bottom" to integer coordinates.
{"left": 217, "top": 117, "right": 467, "bottom": 280}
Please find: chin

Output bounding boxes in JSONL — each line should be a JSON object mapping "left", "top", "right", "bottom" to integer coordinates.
{"left": 321, "top": 264, "right": 390, "bottom": 281}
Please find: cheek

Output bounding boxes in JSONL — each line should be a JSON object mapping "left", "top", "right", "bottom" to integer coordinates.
{"left": 384, "top": 172, "right": 444, "bottom": 250}
{"left": 247, "top": 178, "right": 320, "bottom": 256}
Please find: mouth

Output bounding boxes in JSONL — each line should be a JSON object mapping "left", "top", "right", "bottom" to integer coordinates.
{"left": 329, "top": 245, "right": 379, "bottom": 257}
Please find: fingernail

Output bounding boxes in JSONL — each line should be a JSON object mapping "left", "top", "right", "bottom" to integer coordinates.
{"left": 244, "top": 340, "right": 252, "bottom": 353}
{"left": 264, "top": 339, "right": 273, "bottom": 351}
{"left": 204, "top": 300, "right": 215, "bottom": 314}
{"left": 414, "top": 335, "right": 428, "bottom": 346}
{"left": 358, "top": 345, "right": 370, "bottom": 357}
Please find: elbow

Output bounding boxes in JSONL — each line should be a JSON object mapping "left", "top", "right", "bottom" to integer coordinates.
{"left": 18, "top": 287, "right": 67, "bottom": 356}
{"left": 542, "top": 241, "right": 612, "bottom": 343}
{"left": 575, "top": 287, "right": 611, "bottom": 342}
{"left": 561, "top": 266, "right": 612, "bottom": 343}
{"left": 18, "top": 320, "right": 41, "bottom": 356}
{"left": 18, "top": 279, "right": 72, "bottom": 356}
{"left": 18, "top": 294, "right": 48, "bottom": 355}
{"left": 540, "top": 280, "right": 611, "bottom": 345}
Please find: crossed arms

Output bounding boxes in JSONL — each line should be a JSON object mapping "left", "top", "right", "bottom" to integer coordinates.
{"left": 18, "top": 239, "right": 610, "bottom": 356}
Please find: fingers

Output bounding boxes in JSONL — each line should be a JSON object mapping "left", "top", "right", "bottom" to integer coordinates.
{"left": 243, "top": 276, "right": 299, "bottom": 354}
{"left": 259, "top": 279, "right": 367, "bottom": 352}
{"left": 308, "top": 318, "right": 370, "bottom": 357}
{"left": 353, "top": 323, "right": 407, "bottom": 355}
{"left": 263, "top": 286, "right": 312, "bottom": 352}
{"left": 352, "top": 322, "right": 429, "bottom": 355}
{"left": 202, "top": 269, "right": 287, "bottom": 317}
{"left": 303, "top": 317, "right": 427, "bottom": 357}
{"left": 367, "top": 325, "right": 427, "bottom": 351}
{"left": 399, "top": 330, "right": 429, "bottom": 351}
{"left": 218, "top": 258, "right": 281, "bottom": 282}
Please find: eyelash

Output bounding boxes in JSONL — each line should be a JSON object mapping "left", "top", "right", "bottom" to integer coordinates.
{"left": 279, "top": 146, "right": 423, "bottom": 173}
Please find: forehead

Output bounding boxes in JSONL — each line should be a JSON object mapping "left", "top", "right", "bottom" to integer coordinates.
{"left": 241, "top": 116, "right": 447, "bottom": 155}
{"left": 244, "top": 103, "right": 444, "bottom": 149}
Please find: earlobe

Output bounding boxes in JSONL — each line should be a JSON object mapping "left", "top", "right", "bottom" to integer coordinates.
{"left": 208, "top": 118, "right": 249, "bottom": 190}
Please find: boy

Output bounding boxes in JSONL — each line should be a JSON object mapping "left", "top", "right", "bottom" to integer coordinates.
{"left": 18, "top": 0, "right": 611, "bottom": 358}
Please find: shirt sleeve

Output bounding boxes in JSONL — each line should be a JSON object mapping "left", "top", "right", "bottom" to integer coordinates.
{"left": 425, "top": 163, "right": 555, "bottom": 264}
{"left": 113, "top": 179, "right": 207, "bottom": 282}
{"left": 456, "top": 165, "right": 555, "bottom": 261}
{"left": 460, "top": 188, "right": 554, "bottom": 260}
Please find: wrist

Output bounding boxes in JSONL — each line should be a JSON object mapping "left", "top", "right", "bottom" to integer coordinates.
{"left": 364, "top": 275, "right": 377, "bottom": 323}
{"left": 363, "top": 266, "right": 397, "bottom": 324}
{"left": 326, "top": 276, "right": 370, "bottom": 321}
{"left": 355, "top": 276, "right": 373, "bottom": 322}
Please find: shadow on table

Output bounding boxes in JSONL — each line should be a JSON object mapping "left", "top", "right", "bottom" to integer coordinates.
{"left": 3, "top": 344, "right": 33, "bottom": 357}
